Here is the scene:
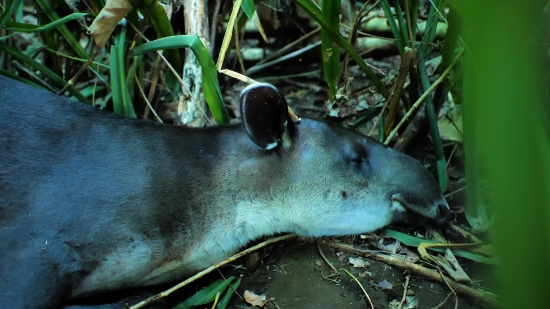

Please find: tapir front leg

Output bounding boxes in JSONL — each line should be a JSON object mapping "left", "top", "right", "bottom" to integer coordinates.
{"left": 0, "top": 239, "right": 74, "bottom": 309}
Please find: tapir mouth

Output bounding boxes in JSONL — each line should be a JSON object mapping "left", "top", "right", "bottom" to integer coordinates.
{"left": 391, "top": 195, "right": 450, "bottom": 227}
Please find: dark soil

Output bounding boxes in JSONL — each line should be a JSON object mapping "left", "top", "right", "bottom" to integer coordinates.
{"left": 216, "top": 237, "right": 490, "bottom": 309}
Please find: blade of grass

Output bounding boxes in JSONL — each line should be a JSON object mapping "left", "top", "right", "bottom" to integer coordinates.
{"left": 439, "top": 6, "right": 489, "bottom": 231}
{"left": 296, "top": 0, "right": 387, "bottom": 96}
{"left": 216, "top": 0, "right": 243, "bottom": 71}
{"left": 407, "top": 0, "right": 419, "bottom": 40}
{"left": 240, "top": 0, "right": 255, "bottom": 19}
{"left": 216, "top": 275, "right": 242, "bottom": 309}
{"left": 126, "top": 55, "right": 144, "bottom": 103}
{"left": 0, "top": 41, "right": 90, "bottom": 103}
{"left": 390, "top": 0, "right": 410, "bottom": 49}
{"left": 0, "top": 0, "right": 88, "bottom": 32}
{"left": 174, "top": 276, "right": 235, "bottom": 309}
{"left": 321, "top": 0, "right": 341, "bottom": 101}
{"left": 417, "top": 0, "right": 448, "bottom": 193}
{"left": 134, "top": 35, "right": 229, "bottom": 124}
{"left": 403, "top": 0, "right": 419, "bottom": 105}
{"left": 241, "top": 0, "right": 268, "bottom": 42}
{"left": 110, "top": 26, "right": 136, "bottom": 118}
{"left": 380, "top": 0, "right": 404, "bottom": 53}
{"left": 140, "top": 0, "right": 183, "bottom": 95}
{"left": 34, "top": 0, "right": 97, "bottom": 71}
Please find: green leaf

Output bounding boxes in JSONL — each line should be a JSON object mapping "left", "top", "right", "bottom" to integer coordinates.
{"left": 241, "top": 0, "right": 256, "bottom": 20}
{"left": 216, "top": 275, "right": 242, "bottom": 309}
{"left": 173, "top": 276, "right": 235, "bottom": 309}
{"left": 380, "top": 229, "right": 499, "bottom": 265}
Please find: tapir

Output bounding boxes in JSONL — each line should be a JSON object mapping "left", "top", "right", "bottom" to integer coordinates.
{"left": 0, "top": 75, "right": 450, "bottom": 309}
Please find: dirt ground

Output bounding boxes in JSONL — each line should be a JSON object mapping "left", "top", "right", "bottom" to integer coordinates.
{"left": 212, "top": 236, "right": 491, "bottom": 309}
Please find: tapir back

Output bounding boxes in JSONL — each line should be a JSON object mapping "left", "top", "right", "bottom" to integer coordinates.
{"left": 0, "top": 77, "right": 247, "bottom": 301}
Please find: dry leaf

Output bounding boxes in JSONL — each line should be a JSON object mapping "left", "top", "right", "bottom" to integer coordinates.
{"left": 375, "top": 279, "right": 393, "bottom": 290}
{"left": 250, "top": 11, "right": 268, "bottom": 42}
{"left": 88, "top": 0, "right": 133, "bottom": 48}
{"left": 348, "top": 257, "right": 369, "bottom": 268}
{"left": 438, "top": 249, "right": 471, "bottom": 282}
{"left": 244, "top": 290, "right": 268, "bottom": 307}
{"left": 438, "top": 93, "right": 463, "bottom": 142}
{"left": 376, "top": 239, "right": 401, "bottom": 254}
{"left": 399, "top": 246, "right": 420, "bottom": 263}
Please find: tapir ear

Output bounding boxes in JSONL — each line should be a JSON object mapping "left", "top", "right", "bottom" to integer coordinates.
{"left": 239, "top": 83, "right": 294, "bottom": 150}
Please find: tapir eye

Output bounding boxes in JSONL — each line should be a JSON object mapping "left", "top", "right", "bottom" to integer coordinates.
{"left": 351, "top": 158, "right": 366, "bottom": 165}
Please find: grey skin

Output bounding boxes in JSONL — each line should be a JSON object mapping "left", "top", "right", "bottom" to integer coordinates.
{"left": 0, "top": 76, "right": 450, "bottom": 309}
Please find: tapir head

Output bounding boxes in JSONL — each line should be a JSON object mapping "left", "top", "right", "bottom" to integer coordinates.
{"left": 237, "top": 83, "right": 450, "bottom": 237}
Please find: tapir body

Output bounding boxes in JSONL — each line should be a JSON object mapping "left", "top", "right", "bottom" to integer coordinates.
{"left": 0, "top": 75, "right": 450, "bottom": 309}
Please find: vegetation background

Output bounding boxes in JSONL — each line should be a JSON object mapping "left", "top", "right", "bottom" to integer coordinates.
{"left": 0, "top": 0, "right": 548, "bottom": 308}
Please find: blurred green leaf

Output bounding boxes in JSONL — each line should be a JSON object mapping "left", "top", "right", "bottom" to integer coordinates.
{"left": 458, "top": 1, "right": 550, "bottom": 308}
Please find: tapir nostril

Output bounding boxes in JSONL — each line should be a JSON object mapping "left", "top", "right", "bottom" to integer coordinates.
{"left": 436, "top": 203, "right": 451, "bottom": 225}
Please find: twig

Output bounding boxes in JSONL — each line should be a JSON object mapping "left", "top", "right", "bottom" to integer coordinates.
{"left": 316, "top": 239, "right": 339, "bottom": 274}
{"left": 438, "top": 268, "right": 459, "bottom": 309}
{"left": 341, "top": 268, "right": 375, "bottom": 309}
{"left": 274, "top": 263, "right": 287, "bottom": 275}
{"left": 134, "top": 75, "right": 162, "bottom": 123}
{"left": 397, "top": 275, "right": 410, "bottom": 309}
{"left": 319, "top": 269, "right": 340, "bottom": 284}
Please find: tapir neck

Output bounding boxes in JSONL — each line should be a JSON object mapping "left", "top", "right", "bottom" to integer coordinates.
{"left": 135, "top": 123, "right": 297, "bottom": 274}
